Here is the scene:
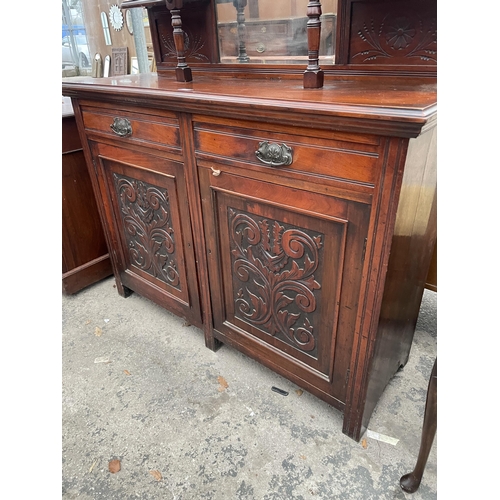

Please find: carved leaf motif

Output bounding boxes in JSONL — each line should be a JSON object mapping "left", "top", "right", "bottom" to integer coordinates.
{"left": 277, "top": 309, "right": 300, "bottom": 330}
{"left": 272, "top": 221, "right": 282, "bottom": 255}
{"left": 248, "top": 290, "right": 265, "bottom": 317}
{"left": 260, "top": 220, "right": 271, "bottom": 252}
{"left": 352, "top": 10, "right": 437, "bottom": 63}
{"left": 275, "top": 291, "right": 293, "bottom": 308}
{"left": 152, "top": 239, "right": 162, "bottom": 256}
{"left": 293, "top": 318, "right": 315, "bottom": 350}
{"left": 160, "top": 30, "right": 209, "bottom": 61}
{"left": 303, "top": 275, "right": 321, "bottom": 291}
{"left": 263, "top": 318, "right": 279, "bottom": 337}
{"left": 287, "top": 260, "right": 302, "bottom": 280}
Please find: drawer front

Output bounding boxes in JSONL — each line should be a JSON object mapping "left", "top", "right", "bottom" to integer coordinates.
{"left": 81, "top": 106, "right": 181, "bottom": 154}
{"left": 194, "top": 118, "right": 381, "bottom": 186}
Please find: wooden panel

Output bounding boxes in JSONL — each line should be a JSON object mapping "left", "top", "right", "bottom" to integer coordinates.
{"left": 425, "top": 241, "right": 437, "bottom": 292}
{"left": 350, "top": 0, "right": 436, "bottom": 65}
{"left": 148, "top": 2, "right": 219, "bottom": 72}
{"left": 62, "top": 116, "right": 84, "bottom": 153}
{"left": 336, "top": 0, "right": 437, "bottom": 73}
{"left": 200, "top": 164, "right": 371, "bottom": 405}
{"left": 358, "top": 127, "right": 437, "bottom": 438}
{"left": 90, "top": 142, "right": 202, "bottom": 328}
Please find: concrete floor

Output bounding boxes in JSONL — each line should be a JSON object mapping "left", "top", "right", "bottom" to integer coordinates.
{"left": 62, "top": 276, "right": 437, "bottom": 499}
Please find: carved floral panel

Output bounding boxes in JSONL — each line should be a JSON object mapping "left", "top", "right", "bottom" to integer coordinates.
{"left": 113, "top": 173, "right": 181, "bottom": 290}
{"left": 228, "top": 208, "right": 325, "bottom": 358}
{"left": 160, "top": 29, "right": 210, "bottom": 62}
{"left": 349, "top": 1, "right": 437, "bottom": 65}
{"left": 154, "top": 11, "right": 211, "bottom": 63}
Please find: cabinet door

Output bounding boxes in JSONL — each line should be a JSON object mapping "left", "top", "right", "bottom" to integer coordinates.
{"left": 90, "top": 142, "right": 202, "bottom": 327}
{"left": 200, "top": 166, "right": 370, "bottom": 405}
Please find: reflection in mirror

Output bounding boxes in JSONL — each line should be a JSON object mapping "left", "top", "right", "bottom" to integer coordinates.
{"left": 216, "top": 0, "right": 337, "bottom": 64}
{"left": 104, "top": 55, "right": 111, "bottom": 77}
{"left": 101, "top": 12, "right": 112, "bottom": 46}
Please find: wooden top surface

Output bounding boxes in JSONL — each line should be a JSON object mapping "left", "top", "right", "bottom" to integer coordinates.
{"left": 62, "top": 73, "right": 437, "bottom": 138}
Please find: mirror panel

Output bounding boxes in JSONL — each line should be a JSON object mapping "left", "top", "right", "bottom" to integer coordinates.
{"left": 216, "top": 0, "right": 337, "bottom": 64}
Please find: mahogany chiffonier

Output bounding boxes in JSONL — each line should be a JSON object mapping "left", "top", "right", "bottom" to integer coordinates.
{"left": 62, "top": 0, "right": 436, "bottom": 441}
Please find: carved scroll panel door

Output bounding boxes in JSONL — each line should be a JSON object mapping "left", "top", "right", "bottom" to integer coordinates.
{"left": 89, "top": 142, "right": 202, "bottom": 328}
{"left": 200, "top": 167, "right": 370, "bottom": 406}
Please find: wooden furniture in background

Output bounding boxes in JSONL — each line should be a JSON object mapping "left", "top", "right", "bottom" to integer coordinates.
{"left": 111, "top": 47, "right": 129, "bottom": 76}
{"left": 62, "top": 97, "right": 112, "bottom": 294}
{"left": 62, "top": 0, "right": 437, "bottom": 441}
{"left": 400, "top": 359, "right": 437, "bottom": 493}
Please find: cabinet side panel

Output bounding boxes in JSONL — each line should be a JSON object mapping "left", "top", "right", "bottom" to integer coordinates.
{"left": 425, "top": 241, "right": 437, "bottom": 291}
{"left": 361, "top": 126, "right": 437, "bottom": 432}
{"left": 62, "top": 115, "right": 113, "bottom": 294}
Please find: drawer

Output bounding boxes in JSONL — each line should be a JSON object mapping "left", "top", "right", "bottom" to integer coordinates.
{"left": 80, "top": 105, "right": 181, "bottom": 155}
{"left": 193, "top": 118, "right": 380, "bottom": 186}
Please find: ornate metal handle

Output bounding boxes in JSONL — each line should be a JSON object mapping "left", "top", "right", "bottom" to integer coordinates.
{"left": 211, "top": 167, "right": 221, "bottom": 177}
{"left": 110, "top": 117, "right": 132, "bottom": 137}
{"left": 255, "top": 141, "right": 293, "bottom": 167}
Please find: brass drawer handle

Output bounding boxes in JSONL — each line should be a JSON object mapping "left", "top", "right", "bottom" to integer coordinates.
{"left": 110, "top": 117, "right": 132, "bottom": 137}
{"left": 211, "top": 167, "right": 221, "bottom": 177}
{"left": 255, "top": 141, "right": 293, "bottom": 167}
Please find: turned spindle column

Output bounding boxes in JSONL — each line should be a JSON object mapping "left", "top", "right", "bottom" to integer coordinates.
{"left": 233, "top": 0, "right": 250, "bottom": 63}
{"left": 303, "top": 0, "right": 324, "bottom": 89}
{"left": 166, "top": 0, "right": 192, "bottom": 82}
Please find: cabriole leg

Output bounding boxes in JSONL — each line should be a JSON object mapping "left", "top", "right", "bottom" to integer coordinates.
{"left": 400, "top": 359, "right": 437, "bottom": 493}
